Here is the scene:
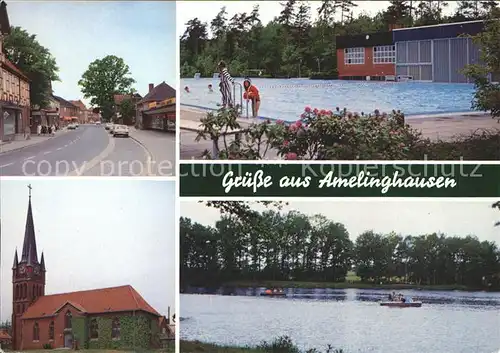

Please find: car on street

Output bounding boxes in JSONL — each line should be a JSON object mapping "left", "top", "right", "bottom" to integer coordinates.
{"left": 113, "top": 125, "right": 129, "bottom": 137}
{"left": 95, "top": 121, "right": 101, "bottom": 125}
{"left": 75, "top": 123, "right": 79, "bottom": 128}
{"left": 109, "top": 124, "right": 115, "bottom": 134}
{"left": 105, "top": 123, "right": 112, "bottom": 130}
{"left": 67, "top": 124, "right": 77, "bottom": 130}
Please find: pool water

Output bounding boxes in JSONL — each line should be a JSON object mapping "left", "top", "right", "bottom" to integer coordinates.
{"left": 180, "top": 78, "right": 476, "bottom": 122}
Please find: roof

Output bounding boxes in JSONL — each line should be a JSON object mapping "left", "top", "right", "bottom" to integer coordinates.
{"left": 52, "top": 95, "right": 78, "bottom": 108}
{"left": 138, "top": 82, "right": 175, "bottom": 104}
{"left": 0, "top": 329, "right": 11, "bottom": 341}
{"left": 336, "top": 31, "right": 393, "bottom": 49}
{"left": 114, "top": 93, "right": 142, "bottom": 105}
{"left": 393, "top": 20, "right": 484, "bottom": 42}
{"left": 2, "top": 58, "right": 29, "bottom": 81}
{"left": 20, "top": 195, "right": 39, "bottom": 266}
{"left": 22, "top": 285, "right": 160, "bottom": 319}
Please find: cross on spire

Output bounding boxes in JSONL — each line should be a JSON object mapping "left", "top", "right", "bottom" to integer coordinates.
{"left": 28, "top": 184, "right": 32, "bottom": 198}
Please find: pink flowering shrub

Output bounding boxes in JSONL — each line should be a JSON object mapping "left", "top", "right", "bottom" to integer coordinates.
{"left": 269, "top": 107, "right": 422, "bottom": 160}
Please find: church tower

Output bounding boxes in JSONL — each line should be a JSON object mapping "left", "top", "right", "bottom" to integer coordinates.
{"left": 11, "top": 185, "right": 46, "bottom": 350}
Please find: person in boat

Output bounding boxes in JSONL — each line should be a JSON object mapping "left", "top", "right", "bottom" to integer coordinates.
{"left": 217, "top": 60, "right": 234, "bottom": 108}
{"left": 243, "top": 78, "right": 261, "bottom": 117}
{"left": 184, "top": 86, "right": 190, "bottom": 93}
{"left": 208, "top": 84, "right": 213, "bottom": 93}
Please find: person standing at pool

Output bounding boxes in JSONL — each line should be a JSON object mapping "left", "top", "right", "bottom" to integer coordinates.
{"left": 243, "top": 78, "right": 260, "bottom": 117}
{"left": 218, "top": 60, "right": 234, "bottom": 108}
{"left": 208, "top": 84, "right": 213, "bottom": 93}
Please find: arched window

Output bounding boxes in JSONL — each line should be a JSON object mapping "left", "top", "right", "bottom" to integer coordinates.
{"left": 15, "top": 285, "right": 19, "bottom": 299}
{"left": 65, "top": 310, "right": 72, "bottom": 329}
{"left": 89, "top": 319, "right": 98, "bottom": 339}
{"left": 23, "top": 284, "right": 27, "bottom": 298}
{"left": 33, "top": 322, "right": 40, "bottom": 341}
{"left": 111, "top": 318, "right": 120, "bottom": 339}
{"left": 49, "top": 321, "right": 54, "bottom": 340}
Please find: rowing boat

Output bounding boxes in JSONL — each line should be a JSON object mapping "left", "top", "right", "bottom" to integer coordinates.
{"left": 380, "top": 301, "right": 422, "bottom": 308}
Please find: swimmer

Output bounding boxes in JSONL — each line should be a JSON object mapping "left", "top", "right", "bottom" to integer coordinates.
{"left": 184, "top": 86, "right": 190, "bottom": 93}
{"left": 208, "top": 84, "right": 213, "bottom": 93}
{"left": 243, "top": 78, "right": 260, "bottom": 117}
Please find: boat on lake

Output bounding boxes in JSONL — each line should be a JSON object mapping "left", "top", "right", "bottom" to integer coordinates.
{"left": 380, "top": 301, "right": 422, "bottom": 308}
{"left": 260, "top": 289, "right": 286, "bottom": 297}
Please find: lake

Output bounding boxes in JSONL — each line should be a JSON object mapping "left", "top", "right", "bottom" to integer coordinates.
{"left": 180, "top": 287, "right": 500, "bottom": 353}
{"left": 180, "top": 78, "right": 476, "bottom": 122}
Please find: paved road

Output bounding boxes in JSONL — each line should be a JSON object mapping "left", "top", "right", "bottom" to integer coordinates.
{"left": 0, "top": 125, "right": 150, "bottom": 176}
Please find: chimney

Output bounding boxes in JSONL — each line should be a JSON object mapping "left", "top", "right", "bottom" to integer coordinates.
{"left": 148, "top": 83, "right": 154, "bottom": 93}
{"left": 167, "top": 306, "right": 170, "bottom": 324}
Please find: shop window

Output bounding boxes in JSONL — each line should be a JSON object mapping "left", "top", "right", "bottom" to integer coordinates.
{"left": 344, "top": 47, "right": 365, "bottom": 65}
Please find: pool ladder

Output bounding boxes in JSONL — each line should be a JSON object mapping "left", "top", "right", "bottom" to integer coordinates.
{"left": 232, "top": 82, "right": 249, "bottom": 119}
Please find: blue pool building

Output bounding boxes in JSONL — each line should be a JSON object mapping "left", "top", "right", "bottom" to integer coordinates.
{"left": 337, "top": 20, "right": 499, "bottom": 83}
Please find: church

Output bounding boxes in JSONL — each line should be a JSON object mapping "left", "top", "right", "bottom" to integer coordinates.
{"left": 11, "top": 187, "right": 165, "bottom": 350}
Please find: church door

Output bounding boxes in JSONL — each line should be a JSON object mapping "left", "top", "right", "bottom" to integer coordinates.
{"left": 64, "top": 333, "right": 73, "bottom": 348}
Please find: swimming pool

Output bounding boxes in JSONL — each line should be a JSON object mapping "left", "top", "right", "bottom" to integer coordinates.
{"left": 180, "top": 78, "right": 476, "bottom": 122}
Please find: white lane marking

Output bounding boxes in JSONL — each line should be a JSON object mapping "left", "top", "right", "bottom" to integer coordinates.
{"left": 0, "top": 162, "right": 14, "bottom": 168}
{"left": 57, "top": 147, "right": 63, "bottom": 151}
{"left": 64, "top": 144, "right": 69, "bottom": 147}
{"left": 43, "top": 151, "right": 51, "bottom": 155}
{"left": 24, "top": 156, "right": 35, "bottom": 160}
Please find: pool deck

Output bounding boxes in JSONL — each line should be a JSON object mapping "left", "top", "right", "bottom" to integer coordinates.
{"left": 180, "top": 107, "right": 500, "bottom": 160}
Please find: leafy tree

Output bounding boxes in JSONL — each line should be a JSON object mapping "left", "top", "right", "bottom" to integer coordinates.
{"left": 3, "top": 26, "right": 60, "bottom": 109}
{"left": 78, "top": 55, "right": 135, "bottom": 121}
{"left": 463, "top": 7, "right": 500, "bottom": 121}
{"left": 181, "top": 207, "right": 500, "bottom": 290}
{"left": 117, "top": 98, "right": 135, "bottom": 125}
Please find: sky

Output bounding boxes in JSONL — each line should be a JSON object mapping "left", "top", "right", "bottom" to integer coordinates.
{"left": 8, "top": 1, "right": 177, "bottom": 107}
{"left": 181, "top": 199, "right": 500, "bottom": 244}
{"left": 0, "top": 179, "right": 176, "bottom": 322}
{"left": 177, "top": 1, "right": 460, "bottom": 37}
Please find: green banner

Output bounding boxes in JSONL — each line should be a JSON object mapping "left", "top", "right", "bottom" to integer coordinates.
{"left": 180, "top": 163, "right": 500, "bottom": 197}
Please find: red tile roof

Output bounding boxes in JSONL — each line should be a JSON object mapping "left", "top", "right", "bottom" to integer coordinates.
{"left": 2, "top": 58, "right": 29, "bottom": 81}
{"left": 22, "top": 285, "right": 160, "bottom": 319}
{"left": 0, "top": 329, "right": 11, "bottom": 340}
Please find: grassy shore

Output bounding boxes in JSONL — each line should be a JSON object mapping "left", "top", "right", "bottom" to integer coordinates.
{"left": 216, "top": 280, "right": 483, "bottom": 292}
{"left": 181, "top": 340, "right": 262, "bottom": 353}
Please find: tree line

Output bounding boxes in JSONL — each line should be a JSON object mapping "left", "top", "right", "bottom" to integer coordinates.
{"left": 180, "top": 210, "right": 500, "bottom": 290}
{"left": 180, "top": 0, "right": 499, "bottom": 78}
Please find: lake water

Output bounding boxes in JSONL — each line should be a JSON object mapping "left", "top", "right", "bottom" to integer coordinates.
{"left": 180, "top": 78, "right": 476, "bottom": 122}
{"left": 180, "top": 288, "right": 500, "bottom": 353}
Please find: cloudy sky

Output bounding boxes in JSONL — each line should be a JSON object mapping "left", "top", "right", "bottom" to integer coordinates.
{"left": 0, "top": 179, "right": 176, "bottom": 322}
{"left": 177, "top": 1, "right": 460, "bottom": 37}
{"left": 8, "top": 1, "right": 176, "bottom": 106}
{"left": 181, "top": 199, "right": 500, "bottom": 243}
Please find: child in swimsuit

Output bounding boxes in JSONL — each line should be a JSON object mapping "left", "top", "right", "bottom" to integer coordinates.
{"left": 243, "top": 78, "right": 260, "bottom": 117}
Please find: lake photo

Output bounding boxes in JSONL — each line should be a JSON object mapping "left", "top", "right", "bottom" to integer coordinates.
{"left": 180, "top": 200, "right": 500, "bottom": 353}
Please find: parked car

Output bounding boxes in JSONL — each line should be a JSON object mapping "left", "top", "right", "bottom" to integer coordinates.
{"left": 104, "top": 123, "right": 112, "bottom": 130}
{"left": 67, "top": 124, "right": 76, "bottom": 130}
{"left": 109, "top": 124, "right": 115, "bottom": 134}
{"left": 95, "top": 121, "right": 101, "bottom": 125}
{"left": 113, "top": 125, "right": 129, "bottom": 137}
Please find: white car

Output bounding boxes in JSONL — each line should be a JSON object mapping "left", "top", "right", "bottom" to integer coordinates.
{"left": 104, "top": 123, "right": 112, "bottom": 130}
{"left": 113, "top": 125, "right": 129, "bottom": 137}
{"left": 95, "top": 121, "right": 101, "bottom": 125}
{"left": 67, "top": 124, "right": 76, "bottom": 130}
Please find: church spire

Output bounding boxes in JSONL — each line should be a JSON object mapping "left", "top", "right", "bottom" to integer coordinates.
{"left": 40, "top": 252, "right": 45, "bottom": 271}
{"left": 12, "top": 248, "right": 18, "bottom": 269}
{"left": 20, "top": 184, "right": 38, "bottom": 265}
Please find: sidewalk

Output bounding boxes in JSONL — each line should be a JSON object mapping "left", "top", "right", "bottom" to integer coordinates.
{"left": 0, "top": 129, "right": 69, "bottom": 154}
{"left": 128, "top": 128, "right": 176, "bottom": 176}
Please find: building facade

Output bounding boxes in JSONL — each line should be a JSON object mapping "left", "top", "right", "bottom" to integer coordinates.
{"left": 53, "top": 96, "right": 79, "bottom": 125}
{"left": 336, "top": 31, "right": 396, "bottom": 80}
{"left": 11, "top": 190, "right": 163, "bottom": 351}
{"left": 69, "top": 100, "right": 90, "bottom": 123}
{"left": 393, "top": 21, "right": 483, "bottom": 83}
{"left": 0, "top": 1, "right": 30, "bottom": 142}
{"left": 136, "top": 82, "right": 175, "bottom": 132}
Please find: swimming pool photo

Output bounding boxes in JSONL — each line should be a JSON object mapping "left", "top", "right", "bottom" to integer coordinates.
{"left": 180, "top": 78, "right": 476, "bottom": 122}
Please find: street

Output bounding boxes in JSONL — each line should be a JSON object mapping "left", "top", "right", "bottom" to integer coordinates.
{"left": 0, "top": 125, "right": 175, "bottom": 176}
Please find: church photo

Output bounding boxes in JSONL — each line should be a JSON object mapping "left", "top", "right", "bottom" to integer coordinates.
{"left": 0, "top": 180, "right": 176, "bottom": 351}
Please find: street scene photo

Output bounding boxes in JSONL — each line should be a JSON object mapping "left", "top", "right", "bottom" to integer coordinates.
{"left": 180, "top": 200, "right": 500, "bottom": 353}
{"left": 179, "top": 1, "right": 500, "bottom": 160}
{"left": 0, "top": 179, "right": 176, "bottom": 351}
{"left": 0, "top": 1, "right": 176, "bottom": 176}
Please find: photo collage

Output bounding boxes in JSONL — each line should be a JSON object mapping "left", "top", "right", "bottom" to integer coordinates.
{"left": 0, "top": 1, "right": 499, "bottom": 353}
